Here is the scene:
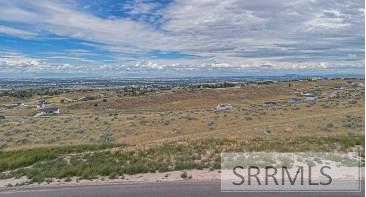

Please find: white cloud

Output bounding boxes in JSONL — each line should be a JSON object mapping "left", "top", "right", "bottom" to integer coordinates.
{"left": 304, "top": 12, "right": 351, "bottom": 31}
{"left": 0, "top": 0, "right": 364, "bottom": 74}
{"left": 0, "top": 25, "right": 36, "bottom": 37}
{"left": 0, "top": 52, "right": 363, "bottom": 75}
{"left": 123, "top": 1, "right": 161, "bottom": 14}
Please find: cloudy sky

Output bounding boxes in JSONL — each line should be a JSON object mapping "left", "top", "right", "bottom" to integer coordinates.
{"left": 0, "top": 0, "right": 364, "bottom": 78}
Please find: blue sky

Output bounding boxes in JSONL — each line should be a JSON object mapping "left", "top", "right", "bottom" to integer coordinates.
{"left": 0, "top": 0, "right": 364, "bottom": 78}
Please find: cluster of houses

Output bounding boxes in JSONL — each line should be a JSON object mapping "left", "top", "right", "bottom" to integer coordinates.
{"left": 3, "top": 100, "right": 51, "bottom": 110}
{"left": 34, "top": 100, "right": 60, "bottom": 116}
{"left": 297, "top": 90, "right": 318, "bottom": 102}
{"left": 34, "top": 99, "right": 60, "bottom": 116}
{"left": 264, "top": 94, "right": 318, "bottom": 108}
{"left": 114, "top": 85, "right": 174, "bottom": 96}
{"left": 325, "top": 82, "right": 364, "bottom": 99}
{"left": 0, "top": 99, "right": 60, "bottom": 117}
{"left": 327, "top": 90, "right": 363, "bottom": 100}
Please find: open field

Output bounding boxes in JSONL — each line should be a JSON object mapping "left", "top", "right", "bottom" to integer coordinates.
{"left": 0, "top": 79, "right": 364, "bottom": 187}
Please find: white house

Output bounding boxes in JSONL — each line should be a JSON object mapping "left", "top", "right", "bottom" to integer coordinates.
{"left": 216, "top": 103, "right": 233, "bottom": 111}
{"left": 263, "top": 101, "right": 277, "bottom": 108}
{"left": 36, "top": 100, "right": 49, "bottom": 108}
{"left": 306, "top": 96, "right": 317, "bottom": 102}
{"left": 302, "top": 92, "right": 313, "bottom": 97}
{"left": 34, "top": 107, "right": 60, "bottom": 117}
{"left": 6, "top": 103, "right": 25, "bottom": 109}
{"left": 288, "top": 98, "right": 304, "bottom": 104}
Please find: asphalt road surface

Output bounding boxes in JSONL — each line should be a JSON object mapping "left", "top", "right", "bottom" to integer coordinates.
{"left": 0, "top": 181, "right": 364, "bottom": 197}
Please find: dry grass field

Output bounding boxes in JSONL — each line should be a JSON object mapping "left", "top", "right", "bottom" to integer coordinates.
{"left": 0, "top": 79, "right": 363, "bottom": 149}
{"left": 0, "top": 79, "right": 364, "bottom": 185}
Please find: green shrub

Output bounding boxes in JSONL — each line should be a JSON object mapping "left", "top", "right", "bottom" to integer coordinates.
{"left": 180, "top": 171, "right": 187, "bottom": 179}
{"left": 0, "top": 136, "right": 362, "bottom": 182}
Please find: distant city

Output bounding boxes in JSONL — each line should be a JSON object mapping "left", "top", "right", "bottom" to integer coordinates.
{"left": 0, "top": 74, "right": 364, "bottom": 89}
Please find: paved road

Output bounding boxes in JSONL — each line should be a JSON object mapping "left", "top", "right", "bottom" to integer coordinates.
{"left": 0, "top": 181, "right": 364, "bottom": 197}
